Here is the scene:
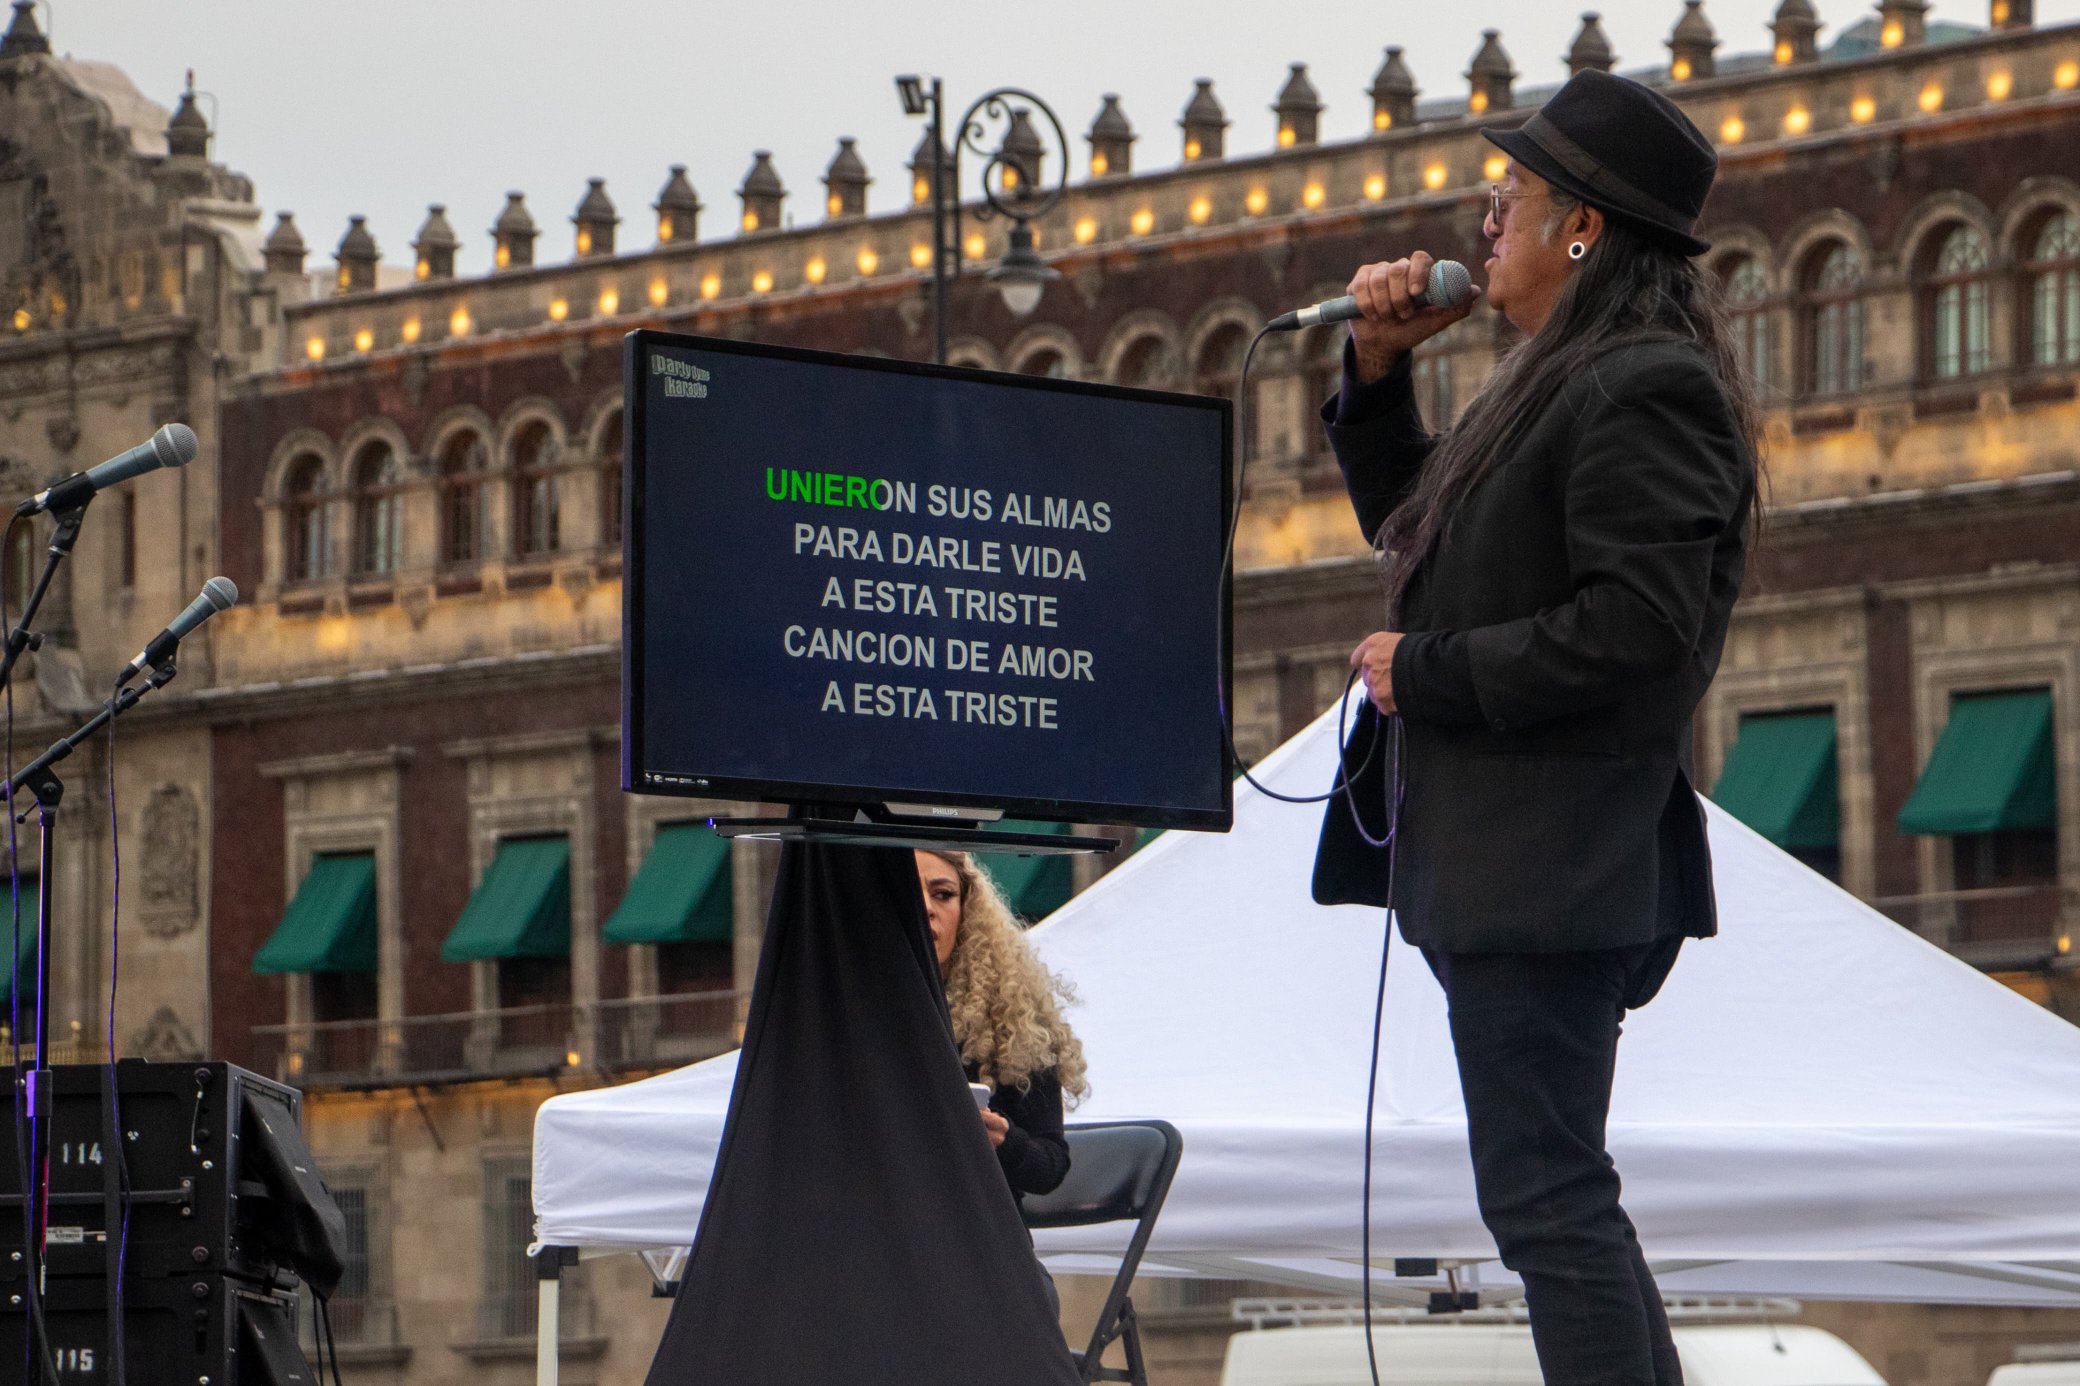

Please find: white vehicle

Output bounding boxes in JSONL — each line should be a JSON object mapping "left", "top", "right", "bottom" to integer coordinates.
{"left": 1989, "top": 1363, "right": 2080, "bottom": 1386}
{"left": 1220, "top": 1321, "right": 1886, "bottom": 1386}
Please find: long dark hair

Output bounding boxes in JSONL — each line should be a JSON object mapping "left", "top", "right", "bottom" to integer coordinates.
{"left": 1378, "top": 197, "right": 1766, "bottom": 618}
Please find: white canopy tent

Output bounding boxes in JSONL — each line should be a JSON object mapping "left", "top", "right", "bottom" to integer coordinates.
{"left": 533, "top": 698, "right": 2080, "bottom": 1310}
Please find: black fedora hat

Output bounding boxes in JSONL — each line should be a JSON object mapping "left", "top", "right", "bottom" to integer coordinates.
{"left": 1482, "top": 69, "right": 1716, "bottom": 257}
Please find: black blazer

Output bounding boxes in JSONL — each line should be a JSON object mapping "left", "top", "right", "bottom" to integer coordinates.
{"left": 1312, "top": 339, "right": 1753, "bottom": 954}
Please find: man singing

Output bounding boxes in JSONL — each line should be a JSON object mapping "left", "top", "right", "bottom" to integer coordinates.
{"left": 1313, "top": 70, "right": 1761, "bottom": 1386}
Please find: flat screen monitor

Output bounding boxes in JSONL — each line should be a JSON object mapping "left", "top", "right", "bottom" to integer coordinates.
{"left": 623, "top": 330, "right": 1232, "bottom": 832}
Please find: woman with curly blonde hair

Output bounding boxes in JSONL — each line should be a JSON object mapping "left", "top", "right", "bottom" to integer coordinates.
{"left": 914, "top": 849, "right": 1088, "bottom": 1203}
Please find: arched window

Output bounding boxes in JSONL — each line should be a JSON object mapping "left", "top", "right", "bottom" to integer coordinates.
{"left": 284, "top": 454, "right": 327, "bottom": 583}
{"left": 1802, "top": 242, "right": 1866, "bottom": 398}
{"left": 1412, "top": 350, "right": 1456, "bottom": 426}
{"left": 1014, "top": 348, "right": 1068, "bottom": 379}
{"left": 1111, "top": 335, "right": 1170, "bottom": 388}
{"left": 1720, "top": 254, "right": 1773, "bottom": 393}
{"left": 511, "top": 420, "right": 562, "bottom": 557}
{"left": 1191, "top": 324, "right": 1248, "bottom": 399}
{"left": 439, "top": 430, "right": 489, "bottom": 566}
{"left": 4, "top": 522, "right": 36, "bottom": 612}
{"left": 598, "top": 410, "right": 624, "bottom": 550}
{"left": 1302, "top": 326, "right": 1343, "bottom": 422}
{"left": 1923, "top": 223, "right": 1991, "bottom": 380}
{"left": 350, "top": 441, "right": 405, "bottom": 576}
{"left": 2025, "top": 209, "right": 2080, "bottom": 368}
{"left": 1256, "top": 327, "right": 1348, "bottom": 460}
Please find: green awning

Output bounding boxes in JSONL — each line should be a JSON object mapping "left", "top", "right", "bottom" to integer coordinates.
{"left": 980, "top": 820, "right": 1074, "bottom": 922}
{"left": 603, "top": 823, "right": 733, "bottom": 945}
{"left": 1710, "top": 711, "right": 1840, "bottom": 849}
{"left": 441, "top": 836, "right": 571, "bottom": 963}
{"left": 1899, "top": 690, "right": 2056, "bottom": 835}
{"left": 254, "top": 853, "right": 378, "bottom": 975}
{"left": 1, "top": 877, "right": 39, "bottom": 1006}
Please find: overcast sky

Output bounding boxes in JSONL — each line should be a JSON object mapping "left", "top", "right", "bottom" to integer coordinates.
{"left": 50, "top": 1, "right": 2080, "bottom": 276}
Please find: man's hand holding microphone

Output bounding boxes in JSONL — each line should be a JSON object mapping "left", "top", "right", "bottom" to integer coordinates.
{"left": 1337, "top": 250, "right": 1480, "bottom": 713}
{"left": 1344, "top": 249, "right": 1481, "bottom": 385}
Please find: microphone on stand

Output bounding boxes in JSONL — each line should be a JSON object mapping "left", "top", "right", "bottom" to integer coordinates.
{"left": 114, "top": 576, "right": 237, "bottom": 688}
{"left": 16, "top": 423, "right": 199, "bottom": 516}
{"left": 1266, "top": 260, "right": 1476, "bottom": 331}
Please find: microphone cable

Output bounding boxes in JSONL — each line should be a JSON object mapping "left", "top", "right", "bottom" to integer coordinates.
{"left": 1223, "top": 320, "right": 1411, "bottom": 1386}
{"left": 1360, "top": 800, "right": 1399, "bottom": 1386}
{"left": 2, "top": 512, "right": 63, "bottom": 1386}
{"left": 104, "top": 674, "right": 133, "bottom": 1386}
{"left": 1221, "top": 326, "right": 1396, "bottom": 822}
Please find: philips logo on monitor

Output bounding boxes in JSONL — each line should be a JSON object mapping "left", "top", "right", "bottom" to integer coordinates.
{"left": 653, "top": 354, "right": 711, "bottom": 400}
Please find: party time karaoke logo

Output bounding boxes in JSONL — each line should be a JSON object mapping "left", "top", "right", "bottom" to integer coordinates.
{"left": 653, "top": 354, "right": 710, "bottom": 399}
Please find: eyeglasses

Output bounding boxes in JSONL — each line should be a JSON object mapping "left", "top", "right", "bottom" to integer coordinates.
{"left": 1488, "top": 183, "right": 1548, "bottom": 230}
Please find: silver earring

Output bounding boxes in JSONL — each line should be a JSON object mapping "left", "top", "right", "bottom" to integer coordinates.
{"left": 1569, "top": 241, "right": 1588, "bottom": 261}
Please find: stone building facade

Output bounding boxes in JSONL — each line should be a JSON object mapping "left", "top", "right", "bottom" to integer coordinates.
{"left": 4, "top": 2, "right": 2080, "bottom": 1384}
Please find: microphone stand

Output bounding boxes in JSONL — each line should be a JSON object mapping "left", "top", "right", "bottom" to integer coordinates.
{"left": 4, "top": 658, "right": 175, "bottom": 1357}
{"left": 0, "top": 502, "right": 87, "bottom": 692}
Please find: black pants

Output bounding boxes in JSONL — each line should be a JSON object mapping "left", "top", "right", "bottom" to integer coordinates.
{"left": 1424, "top": 939, "right": 1684, "bottom": 1386}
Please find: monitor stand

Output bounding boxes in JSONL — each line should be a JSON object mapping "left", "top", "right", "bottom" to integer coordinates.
{"left": 708, "top": 803, "right": 1117, "bottom": 855}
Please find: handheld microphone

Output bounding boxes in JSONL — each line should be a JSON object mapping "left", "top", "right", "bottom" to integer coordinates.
{"left": 115, "top": 576, "right": 237, "bottom": 687}
{"left": 17, "top": 423, "right": 199, "bottom": 517}
{"left": 1266, "top": 260, "right": 1475, "bottom": 331}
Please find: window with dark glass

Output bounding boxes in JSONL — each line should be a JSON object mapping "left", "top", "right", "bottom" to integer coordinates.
{"left": 299, "top": 1169, "right": 383, "bottom": 1354}
{"left": 325, "top": 1176, "right": 375, "bottom": 1337}
{"left": 599, "top": 410, "right": 624, "bottom": 550}
{"left": 440, "top": 833, "right": 574, "bottom": 1057}
{"left": 1923, "top": 223, "right": 1992, "bottom": 380}
{"left": 253, "top": 850, "right": 380, "bottom": 1080}
{"left": 511, "top": 421, "right": 562, "bottom": 557}
{"left": 4, "top": 521, "right": 35, "bottom": 610}
{"left": 1016, "top": 348, "right": 1068, "bottom": 379}
{"left": 480, "top": 1157, "right": 537, "bottom": 1339}
{"left": 119, "top": 492, "right": 137, "bottom": 590}
{"left": 1720, "top": 254, "right": 1773, "bottom": 394}
{"left": 350, "top": 441, "right": 405, "bottom": 576}
{"left": 1711, "top": 708, "right": 1841, "bottom": 883}
{"left": 1301, "top": 326, "right": 1342, "bottom": 430}
{"left": 1112, "top": 335, "right": 1169, "bottom": 389}
{"left": 439, "top": 430, "right": 489, "bottom": 566}
{"left": 1898, "top": 688, "right": 2060, "bottom": 946}
{"left": 1412, "top": 350, "right": 1456, "bottom": 427}
{"left": 284, "top": 454, "right": 328, "bottom": 583}
{"left": 312, "top": 969, "right": 378, "bottom": 1026}
{"left": 2024, "top": 209, "right": 2080, "bottom": 368}
{"left": 1802, "top": 242, "right": 1865, "bottom": 398}
{"left": 1192, "top": 324, "right": 1248, "bottom": 400}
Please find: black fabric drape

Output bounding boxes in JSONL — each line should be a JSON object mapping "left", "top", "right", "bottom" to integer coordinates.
{"left": 643, "top": 841, "right": 1080, "bottom": 1386}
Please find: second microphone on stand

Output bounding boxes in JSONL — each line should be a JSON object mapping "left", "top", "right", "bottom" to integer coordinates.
{"left": 115, "top": 576, "right": 238, "bottom": 688}
{"left": 1267, "top": 260, "right": 1475, "bottom": 331}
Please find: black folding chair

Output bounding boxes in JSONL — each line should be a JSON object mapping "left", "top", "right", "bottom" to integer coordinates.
{"left": 1020, "top": 1120, "right": 1183, "bottom": 1386}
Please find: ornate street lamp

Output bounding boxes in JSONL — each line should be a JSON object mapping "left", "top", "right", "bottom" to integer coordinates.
{"left": 896, "top": 75, "right": 1068, "bottom": 363}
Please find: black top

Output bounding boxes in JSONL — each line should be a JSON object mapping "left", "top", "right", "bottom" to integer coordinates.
{"left": 969, "top": 1061, "right": 1070, "bottom": 1198}
{"left": 1311, "top": 339, "right": 1753, "bottom": 953}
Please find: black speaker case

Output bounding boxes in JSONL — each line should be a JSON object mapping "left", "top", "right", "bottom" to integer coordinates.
{"left": 0, "top": 1272, "right": 316, "bottom": 1386}
{"left": 0, "top": 1059, "right": 304, "bottom": 1284}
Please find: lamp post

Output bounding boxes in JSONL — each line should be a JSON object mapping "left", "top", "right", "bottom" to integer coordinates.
{"left": 896, "top": 75, "right": 1067, "bottom": 364}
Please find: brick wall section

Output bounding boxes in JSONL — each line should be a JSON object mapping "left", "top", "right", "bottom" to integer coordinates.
{"left": 1750, "top": 499, "right": 2080, "bottom": 596}
{"left": 1865, "top": 593, "right": 1923, "bottom": 898}
{"left": 207, "top": 673, "right": 620, "bottom": 1067}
